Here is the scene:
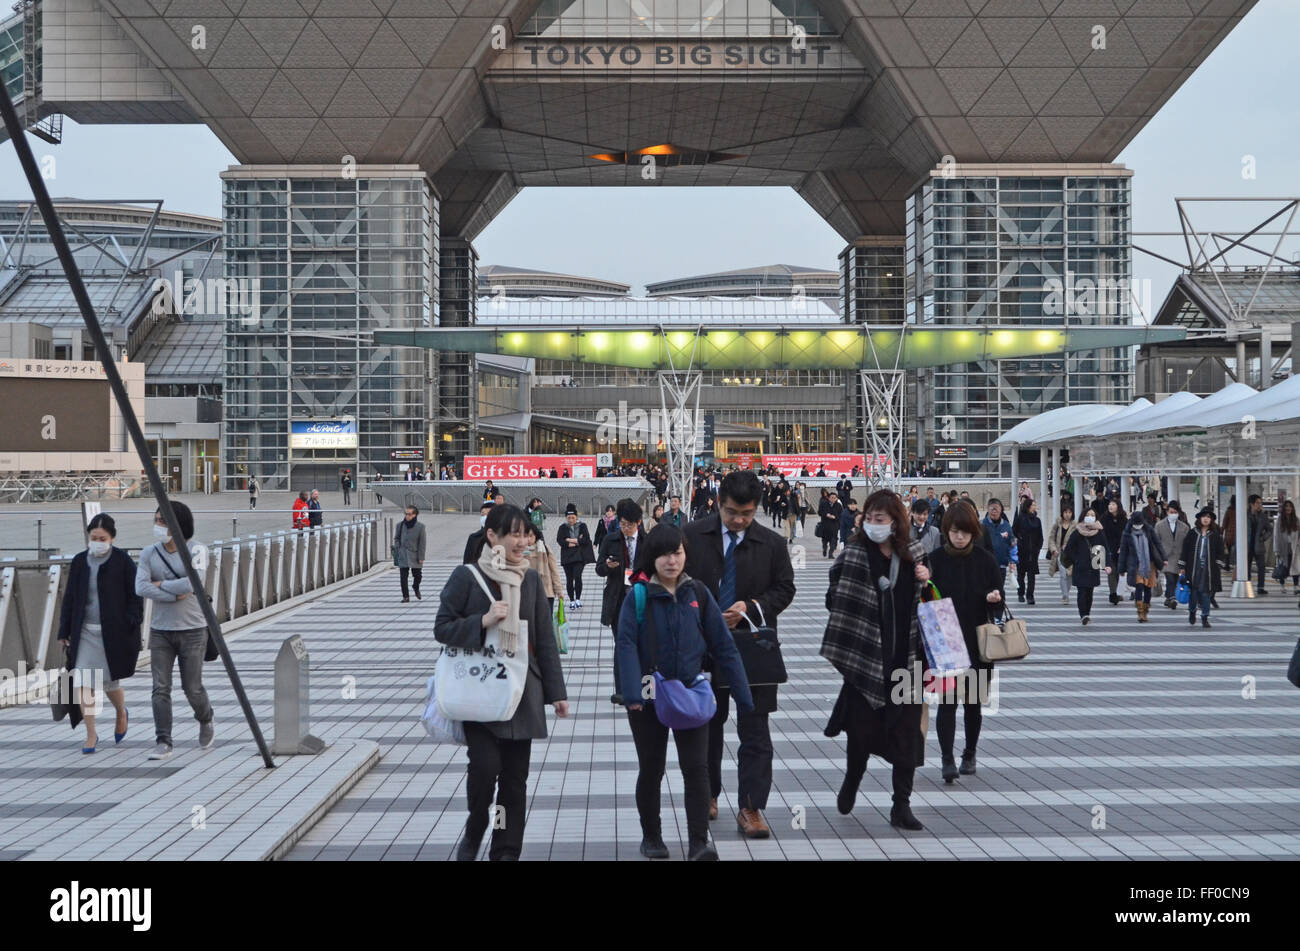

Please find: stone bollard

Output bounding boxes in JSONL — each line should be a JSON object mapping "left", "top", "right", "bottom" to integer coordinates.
{"left": 272, "top": 635, "right": 325, "bottom": 755}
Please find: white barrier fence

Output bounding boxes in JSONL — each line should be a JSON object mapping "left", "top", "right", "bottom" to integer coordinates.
{"left": 0, "top": 514, "right": 389, "bottom": 707}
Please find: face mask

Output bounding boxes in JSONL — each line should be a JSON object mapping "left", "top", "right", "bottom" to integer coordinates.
{"left": 864, "top": 523, "right": 893, "bottom": 544}
{"left": 153, "top": 525, "right": 170, "bottom": 539}
{"left": 1083, "top": 515, "right": 1096, "bottom": 524}
{"left": 88, "top": 540, "right": 111, "bottom": 557}
{"left": 479, "top": 516, "right": 487, "bottom": 527}
{"left": 1168, "top": 514, "right": 1179, "bottom": 524}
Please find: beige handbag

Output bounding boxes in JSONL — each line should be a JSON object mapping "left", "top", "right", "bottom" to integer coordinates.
{"left": 976, "top": 605, "right": 1030, "bottom": 663}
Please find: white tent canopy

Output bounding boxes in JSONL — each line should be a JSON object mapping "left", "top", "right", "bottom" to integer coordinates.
{"left": 994, "top": 404, "right": 1126, "bottom": 447}
{"left": 1184, "top": 373, "right": 1300, "bottom": 429}
{"left": 1088, "top": 390, "right": 1203, "bottom": 437}
{"left": 1034, "top": 398, "right": 1153, "bottom": 445}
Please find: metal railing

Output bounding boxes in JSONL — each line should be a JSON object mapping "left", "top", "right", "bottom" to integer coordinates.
{"left": 0, "top": 512, "right": 389, "bottom": 706}
{"left": 367, "top": 478, "right": 656, "bottom": 516}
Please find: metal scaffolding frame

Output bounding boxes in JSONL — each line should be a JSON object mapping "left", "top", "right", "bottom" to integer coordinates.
{"left": 658, "top": 324, "right": 704, "bottom": 509}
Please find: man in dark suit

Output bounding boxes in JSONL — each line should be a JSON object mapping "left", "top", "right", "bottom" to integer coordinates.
{"left": 684, "top": 470, "right": 795, "bottom": 840}
{"left": 595, "top": 498, "right": 645, "bottom": 704}
{"left": 462, "top": 501, "right": 495, "bottom": 564}
{"left": 836, "top": 475, "right": 854, "bottom": 505}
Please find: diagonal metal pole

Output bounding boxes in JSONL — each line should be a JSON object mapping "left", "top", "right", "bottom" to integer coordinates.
{"left": 0, "top": 83, "right": 276, "bottom": 768}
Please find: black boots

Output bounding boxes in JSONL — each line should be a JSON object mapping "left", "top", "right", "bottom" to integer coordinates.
{"left": 889, "top": 804, "right": 924, "bottom": 831}
{"left": 837, "top": 768, "right": 864, "bottom": 815}
{"left": 687, "top": 839, "right": 719, "bottom": 861}
{"left": 941, "top": 756, "right": 959, "bottom": 784}
{"left": 639, "top": 836, "right": 669, "bottom": 859}
{"left": 959, "top": 751, "right": 977, "bottom": 776}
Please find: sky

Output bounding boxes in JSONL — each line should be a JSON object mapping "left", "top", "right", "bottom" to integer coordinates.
{"left": 3, "top": 0, "right": 1297, "bottom": 308}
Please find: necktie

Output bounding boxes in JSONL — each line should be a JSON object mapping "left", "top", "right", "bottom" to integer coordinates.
{"left": 720, "top": 530, "right": 738, "bottom": 608}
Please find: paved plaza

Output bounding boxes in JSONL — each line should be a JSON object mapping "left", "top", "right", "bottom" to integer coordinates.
{"left": 2, "top": 514, "right": 1297, "bottom": 861}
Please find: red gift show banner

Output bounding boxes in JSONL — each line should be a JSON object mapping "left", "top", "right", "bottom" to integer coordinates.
{"left": 463, "top": 455, "right": 597, "bottom": 480}
{"left": 761, "top": 453, "right": 865, "bottom": 477}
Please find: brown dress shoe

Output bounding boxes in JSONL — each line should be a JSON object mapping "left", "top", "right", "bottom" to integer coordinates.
{"left": 737, "top": 808, "right": 771, "bottom": 839}
{"left": 709, "top": 798, "right": 718, "bottom": 821}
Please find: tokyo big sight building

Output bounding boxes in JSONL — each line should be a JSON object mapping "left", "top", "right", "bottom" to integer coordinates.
{"left": 0, "top": 0, "right": 1260, "bottom": 487}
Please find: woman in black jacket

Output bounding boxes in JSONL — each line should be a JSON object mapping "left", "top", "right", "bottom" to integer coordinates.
{"left": 436, "top": 504, "right": 569, "bottom": 861}
{"left": 821, "top": 490, "right": 932, "bottom": 831}
{"left": 555, "top": 503, "right": 594, "bottom": 611}
{"left": 1012, "top": 498, "right": 1044, "bottom": 605}
{"left": 1062, "top": 512, "right": 1112, "bottom": 625}
{"left": 927, "top": 503, "right": 1004, "bottom": 783}
{"left": 1117, "top": 511, "right": 1166, "bottom": 623}
{"left": 55, "top": 513, "right": 143, "bottom": 753}
{"left": 1179, "top": 508, "right": 1224, "bottom": 628}
{"left": 1100, "top": 499, "right": 1127, "bottom": 604}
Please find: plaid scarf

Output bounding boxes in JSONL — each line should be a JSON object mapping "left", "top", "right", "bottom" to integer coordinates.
{"left": 820, "top": 536, "right": 927, "bottom": 710}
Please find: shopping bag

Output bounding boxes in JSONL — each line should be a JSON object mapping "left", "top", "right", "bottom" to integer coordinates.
{"left": 50, "top": 648, "right": 76, "bottom": 725}
{"left": 1116, "top": 576, "right": 1131, "bottom": 598}
{"left": 420, "top": 673, "right": 465, "bottom": 745}
{"left": 794, "top": 520, "right": 803, "bottom": 539}
{"left": 1174, "top": 576, "right": 1190, "bottom": 605}
{"left": 1273, "top": 557, "right": 1291, "bottom": 583}
{"left": 976, "top": 606, "right": 1030, "bottom": 663}
{"left": 553, "top": 597, "right": 569, "bottom": 655}
{"left": 915, "top": 582, "right": 972, "bottom": 677}
{"left": 434, "top": 566, "right": 528, "bottom": 724}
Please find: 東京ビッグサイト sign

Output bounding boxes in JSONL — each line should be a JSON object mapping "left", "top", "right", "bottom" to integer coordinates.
{"left": 290, "top": 419, "right": 358, "bottom": 450}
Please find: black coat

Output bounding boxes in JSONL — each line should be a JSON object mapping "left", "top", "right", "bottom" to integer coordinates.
{"left": 927, "top": 546, "right": 1003, "bottom": 672}
{"left": 1012, "top": 512, "right": 1044, "bottom": 575}
{"left": 683, "top": 514, "right": 796, "bottom": 713}
{"left": 434, "top": 565, "right": 566, "bottom": 740}
{"left": 555, "top": 520, "right": 595, "bottom": 566}
{"left": 1179, "top": 528, "right": 1225, "bottom": 594}
{"left": 462, "top": 528, "right": 486, "bottom": 565}
{"left": 1116, "top": 520, "right": 1167, "bottom": 587}
{"left": 57, "top": 547, "right": 144, "bottom": 682}
{"left": 1063, "top": 525, "right": 1112, "bottom": 588}
{"left": 595, "top": 528, "right": 646, "bottom": 627}
{"left": 1100, "top": 510, "right": 1125, "bottom": 555}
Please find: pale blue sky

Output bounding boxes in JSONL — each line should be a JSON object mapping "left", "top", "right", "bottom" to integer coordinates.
{"left": 3, "top": 0, "right": 1297, "bottom": 308}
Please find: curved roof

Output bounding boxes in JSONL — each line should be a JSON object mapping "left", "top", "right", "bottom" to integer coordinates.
{"left": 994, "top": 404, "right": 1125, "bottom": 447}
{"left": 1190, "top": 374, "right": 1300, "bottom": 429}
{"left": 1088, "top": 391, "right": 1202, "bottom": 437}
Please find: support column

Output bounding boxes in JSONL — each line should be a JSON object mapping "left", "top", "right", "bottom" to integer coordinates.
{"left": 1231, "top": 473, "right": 1252, "bottom": 598}
{"left": 1235, "top": 339, "right": 1248, "bottom": 384}
{"left": 1037, "top": 451, "right": 1048, "bottom": 523}
{"left": 1051, "top": 447, "right": 1063, "bottom": 524}
{"left": 1009, "top": 450, "right": 1019, "bottom": 513}
{"left": 859, "top": 370, "right": 905, "bottom": 492}
{"left": 659, "top": 370, "right": 701, "bottom": 511}
{"left": 1260, "top": 330, "right": 1272, "bottom": 389}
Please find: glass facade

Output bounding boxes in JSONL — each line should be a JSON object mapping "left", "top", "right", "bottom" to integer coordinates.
{"left": 222, "top": 171, "right": 435, "bottom": 490}
{"left": 520, "top": 0, "right": 836, "bottom": 37}
{"left": 907, "top": 171, "right": 1134, "bottom": 476}
{"left": 438, "top": 238, "right": 476, "bottom": 465}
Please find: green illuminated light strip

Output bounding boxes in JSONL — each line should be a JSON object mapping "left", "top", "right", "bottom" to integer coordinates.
{"left": 373, "top": 325, "right": 1187, "bottom": 370}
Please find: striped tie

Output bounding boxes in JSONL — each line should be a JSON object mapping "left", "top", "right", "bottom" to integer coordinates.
{"left": 720, "top": 530, "right": 738, "bottom": 608}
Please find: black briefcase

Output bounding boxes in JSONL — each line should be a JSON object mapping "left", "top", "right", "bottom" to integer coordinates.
{"left": 717, "top": 605, "right": 788, "bottom": 688}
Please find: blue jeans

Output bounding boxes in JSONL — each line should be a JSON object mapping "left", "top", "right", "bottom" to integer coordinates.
{"left": 1191, "top": 589, "right": 1212, "bottom": 618}
{"left": 150, "top": 627, "right": 213, "bottom": 746}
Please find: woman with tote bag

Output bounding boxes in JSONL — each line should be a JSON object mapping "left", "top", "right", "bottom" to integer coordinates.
{"left": 927, "top": 502, "right": 1004, "bottom": 784}
{"left": 821, "top": 490, "right": 932, "bottom": 831}
{"left": 434, "top": 503, "right": 569, "bottom": 861}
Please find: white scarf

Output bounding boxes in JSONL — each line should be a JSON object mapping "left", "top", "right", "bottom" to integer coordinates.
{"left": 476, "top": 546, "right": 528, "bottom": 654}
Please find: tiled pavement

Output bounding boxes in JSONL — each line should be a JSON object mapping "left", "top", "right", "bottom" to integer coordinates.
{"left": 3, "top": 514, "right": 1298, "bottom": 860}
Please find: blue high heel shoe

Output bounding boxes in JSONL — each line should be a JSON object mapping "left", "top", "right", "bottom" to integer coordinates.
{"left": 114, "top": 708, "right": 129, "bottom": 745}
{"left": 82, "top": 734, "right": 97, "bottom": 755}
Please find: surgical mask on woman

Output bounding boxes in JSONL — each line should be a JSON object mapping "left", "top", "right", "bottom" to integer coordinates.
{"left": 87, "top": 540, "right": 111, "bottom": 557}
{"left": 153, "top": 524, "right": 170, "bottom": 539}
{"left": 863, "top": 523, "right": 893, "bottom": 544}
{"left": 1083, "top": 515, "right": 1097, "bottom": 524}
